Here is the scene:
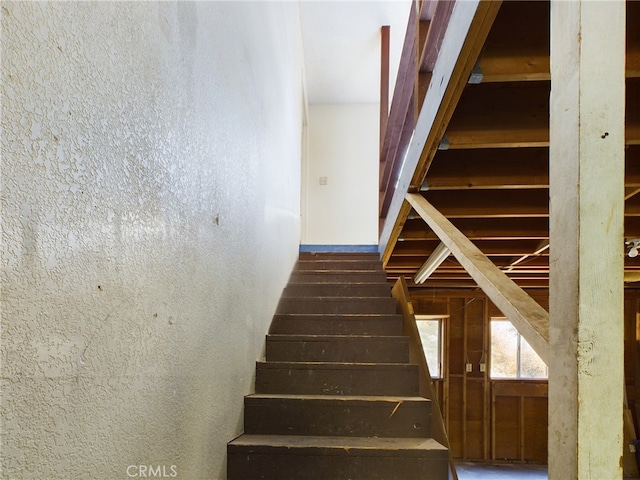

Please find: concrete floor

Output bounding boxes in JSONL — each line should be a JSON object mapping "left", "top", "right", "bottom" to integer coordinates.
{"left": 454, "top": 462, "right": 548, "bottom": 480}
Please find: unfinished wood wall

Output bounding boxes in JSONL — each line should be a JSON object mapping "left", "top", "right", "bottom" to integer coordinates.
{"left": 411, "top": 288, "right": 640, "bottom": 463}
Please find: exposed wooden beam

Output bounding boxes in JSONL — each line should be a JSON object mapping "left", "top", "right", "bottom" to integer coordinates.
{"left": 391, "top": 239, "right": 553, "bottom": 257}
{"left": 628, "top": 78, "right": 640, "bottom": 145}
{"left": 472, "top": 1, "right": 639, "bottom": 82}
{"left": 626, "top": 187, "right": 640, "bottom": 201}
{"left": 445, "top": 81, "right": 550, "bottom": 149}
{"left": 548, "top": 1, "right": 625, "bottom": 477}
{"left": 406, "top": 192, "right": 549, "bottom": 361}
{"left": 388, "top": 255, "right": 549, "bottom": 272}
{"left": 422, "top": 189, "right": 549, "bottom": 218}
{"left": 424, "top": 144, "right": 640, "bottom": 191}
{"left": 400, "top": 217, "right": 550, "bottom": 240}
{"left": 477, "top": 0, "right": 549, "bottom": 83}
{"left": 424, "top": 147, "right": 549, "bottom": 190}
{"left": 503, "top": 242, "right": 549, "bottom": 272}
{"left": 625, "top": 0, "right": 640, "bottom": 78}
{"left": 444, "top": 79, "right": 639, "bottom": 149}
{"left": 626, "top": 194, "right": 640, "bottom": 216}
{"left": 626, "top": 145, "right": 640, "bottom": 187}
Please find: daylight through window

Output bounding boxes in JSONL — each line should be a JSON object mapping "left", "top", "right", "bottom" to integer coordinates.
{"left": 490, "top": 318, "right": 547, "bottom": 379}
{"left": 415, "top": 315, "right": 443, "bottom": 378}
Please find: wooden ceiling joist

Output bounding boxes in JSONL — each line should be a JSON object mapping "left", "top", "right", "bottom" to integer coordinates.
{"left": 381, "top": 1, "right": 640, "bottom": 312}
{"left": 476, "top": 0, "right": 549, "bottom": 83}
{"left": 391, "top": 238, "right": 552, "bottom": 257}
{"left": 421, "top": 189, "right": 549, "bottom": 218}
{"left": 444, "top": 78, "right": 639, "bottom": 149}
{"left": 400, "top": 217, "right": 550, "bottom": 240}
{"left": 424, "top": 147, "right": 549, "bottom": 190}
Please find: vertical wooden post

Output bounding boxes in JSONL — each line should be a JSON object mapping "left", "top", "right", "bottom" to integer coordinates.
{"left": 380, "top": 25, "right": 390, "bottom": 158}
{"left": 548, "top": 1, "right": 626, "bottom": 479}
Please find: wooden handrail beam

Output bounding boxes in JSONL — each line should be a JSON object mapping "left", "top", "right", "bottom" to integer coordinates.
{"left": 380, "top": 25, "right": 390, "bottom": 157}
{"left": 391, "top": 275, "right": 459, "bottom": 480}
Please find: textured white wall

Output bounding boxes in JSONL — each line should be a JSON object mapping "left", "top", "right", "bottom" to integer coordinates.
{"left": 303, "top": 104, "right": 379, "bottom": 245}
{"left": 1, "top": 2, "right": 303, "bottom": 478}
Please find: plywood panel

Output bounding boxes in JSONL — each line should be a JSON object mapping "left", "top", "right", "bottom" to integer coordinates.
{"left": 466, "top": 380, "right": 485, "bottom": 459}
{"left": 414, "top": 297, "right": 449, "bottom": 316}
{"left": 523, "top": 396, "right": 548, "bottom": 463}
{"left": 493, "top": 396, "right": 520, "bottom": 460}
{"left": 448, "top": 376, "right": 465, "bottom": 458}
{"left": 449, "top": 298, "right": 466, "bottom": 375}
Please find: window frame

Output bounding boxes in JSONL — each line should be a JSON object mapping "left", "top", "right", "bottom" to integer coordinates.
{"left": 414, "top": 314, "right": 445, "bottom": 379}
{"left": 489, "top": 317, "right": 548, "bottom": 380}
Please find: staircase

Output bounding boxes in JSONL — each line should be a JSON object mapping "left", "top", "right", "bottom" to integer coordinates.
{"left": 227, "top": 252, "right": 448, "bottom": 480}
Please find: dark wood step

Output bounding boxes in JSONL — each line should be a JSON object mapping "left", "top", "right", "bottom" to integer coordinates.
{"left": 289, "top": 271, "right": 388, "bottom": 284}
{"left": 227, "top": 434, "right": 448, "bottom": 480}
{"left": 255, "top": 361, "right": 419, "bottom": 396}
{"left": 282, "top": 283, "right": 392, "bottom": 298}
{"left": 276, "top": 297, "right": 397, "bottom": 315}
{"left": 299, "top": 252, "right": 380, "bottom": 261}
{"left": 266, "top": 334, "right": 409, "bottom": 363}
{"left": 243, "top": 394, "right": 431, "bottom": 438}
{"left": 269, "top": 314, "right": 403, "bottom": 336}
{"left": 296, "top": 259, "right": 383, "bottom": 271}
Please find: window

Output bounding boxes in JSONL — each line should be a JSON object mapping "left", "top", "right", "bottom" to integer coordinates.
{"left": 415, "top": 315, "right": 443, "bottom": 378}
{"left": 490, "top": 318, "right": 547, "bottom": 379}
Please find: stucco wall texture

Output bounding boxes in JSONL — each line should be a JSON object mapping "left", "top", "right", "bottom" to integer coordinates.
{"left": 1, "top": 2, "right": 304, "bottom": 478}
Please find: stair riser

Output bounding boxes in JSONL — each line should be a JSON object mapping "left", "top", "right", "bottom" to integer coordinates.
{"left": 227, "top": 452, "right": 448, "bottom": 480}
{"left": 269, "top": 315, "right": 403, "bottom": 336}
{"left": 282, "top": 283, "right": 392, "bottom": 298}
{"left": 299, "top": 252, "right": 380, "bottom": 261}
{"left": 297, "top": 260, "right": 382, "bottom": 271}
{"left": 266, "top": 337, "right": 409, "bottom": 363}
{"left": 255, "top": 364, "right": 419, "bottom": 396}
{"left": 244, "top": 399, "right": 431, "bottom": 437}
{"left": 289, "top": 272, "right": 387, "bottom": 284}
{"left": 277, "top": 298, "right": 397, "bottom": 315}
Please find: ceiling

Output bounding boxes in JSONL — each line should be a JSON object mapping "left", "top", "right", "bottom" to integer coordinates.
{"left": 298, "top": 0, "right": 411, "bottom": 104}
{"left": 380, "top": 0, "right": 640, "bottom": 290}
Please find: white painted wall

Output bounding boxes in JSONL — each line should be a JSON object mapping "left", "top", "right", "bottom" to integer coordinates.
{"left": 1, "top": 2, "right": 304, "bottom": 479}
{"left": 303, "top": 104, "right": 379, "bottom": 245}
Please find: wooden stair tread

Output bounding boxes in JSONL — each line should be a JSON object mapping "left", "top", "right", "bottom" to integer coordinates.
{"left": 293, "top": 269, "right": 384, "bottom": 273}
{"left": 299, "top": 252, "right": 380, "bottom": 257}
{"left": 267, "top": 334, "right": 406, "bottom": 340}
{"left": 280, "top": 296, "right": 392, "bottom": 299}
{"left": 273, "top": 313, "right": 400, "bottom": 318}
{"left": 229, "top": 434, "right": 447, "bottom": 454}
{"left": 257, "top": 361, "right": 417, "bottom": 369}
{"left": 247, "top": 393, "right": 428, "bottom": 402}
{"left": 287, "top": 280, "right": 388, "bottom": 284}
